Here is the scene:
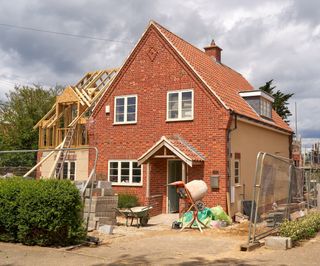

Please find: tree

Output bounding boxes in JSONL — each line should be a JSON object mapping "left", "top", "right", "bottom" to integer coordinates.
{"left": 0, "top": 84, "right": 63, "bottom": 166}
{"left": 259, "top": 80, "right": 294, "bottom": 123}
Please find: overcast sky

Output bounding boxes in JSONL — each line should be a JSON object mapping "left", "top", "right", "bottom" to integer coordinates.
{"left": 0, "top": 0, "right": 319, "bottom": 147}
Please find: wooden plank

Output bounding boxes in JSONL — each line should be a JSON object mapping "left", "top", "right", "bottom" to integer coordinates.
{"left": 81, "top": 89, "right": 92, "bottom": 102}
{"left": 56, "top": 86, "right": 79, "bottom": 103}
{"left": 72, "top": 87, "right": 86, "bottom": 106}
{"left": 85, "top": 70, "right": 104, "bottom": 89}
{"left": 146, "top": 162, "right": 150, "bottom": 198}
{"left": 154, "top": 155, "right": 177, "bottom": 158}
{"left": 46, "top": 105, "right": 71, "bottom": 128}
{"left": 23, "top": 142, "right": 63, "bottom": 177}
{"left": 74, "top": 87, "right": 90, "bottom": 106}
{"left": 227, "top": 192, "right": 231, "bottom": 216}
{"left": 33, "top": 103, "right": 56, "bottom": 129}
{"left": 46, "top": 111, "right": 62, "bottom": 128}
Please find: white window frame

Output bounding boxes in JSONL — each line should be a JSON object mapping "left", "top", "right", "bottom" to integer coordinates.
{"left": 108, "top": 160, "right": 143, "bottom": 186}
{"left": 260, "top": 98, "right": 272, "bottom": 118}
{"left": 62, "top": 161, "right": 76, "bottom": 181}
{"left": 114, "top": 95, "right": 138, "bottom": 124}
{"left": 166, "top": 89, "right": 194, "bottom": 121}
{"left": 234, "top": 159, "right": 240, "bottom": 185}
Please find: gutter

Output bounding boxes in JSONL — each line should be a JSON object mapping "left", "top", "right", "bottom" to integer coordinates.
{"left": 226, "top": 110, "right": 237, "bottom": 215}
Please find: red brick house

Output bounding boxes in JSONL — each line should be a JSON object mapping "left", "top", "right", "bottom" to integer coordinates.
{"left": 90, "top": 21, "right": 292, "bottom": 216}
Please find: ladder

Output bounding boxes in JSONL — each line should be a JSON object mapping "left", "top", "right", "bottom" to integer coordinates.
{"left": 54, "top": 125, "right": 77, "bottom": 179}
{"left": 25, "top": 68, "right": 118, "bottom": 179}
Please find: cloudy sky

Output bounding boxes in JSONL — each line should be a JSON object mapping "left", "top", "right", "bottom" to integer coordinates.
{"left": 0, "top": 0, "right": 319, "bottom": 147}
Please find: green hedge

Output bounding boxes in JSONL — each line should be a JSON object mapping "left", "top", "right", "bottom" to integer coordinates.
{"left": 279, "top": 212, "right": 320, "bottom": 242}
{"left": 0, "top": 177, "right": 86, "bottom": 246}
{"left": 118, "top": 193, "right": 139, "bottom": 208}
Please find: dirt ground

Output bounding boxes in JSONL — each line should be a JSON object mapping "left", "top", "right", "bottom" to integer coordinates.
{"left": 1, "top": 216, "right": 320, "bottom": 265}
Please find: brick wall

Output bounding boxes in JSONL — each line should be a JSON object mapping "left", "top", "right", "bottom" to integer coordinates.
{"left": 89, "top": 26, "right": 230, "bottom": 215}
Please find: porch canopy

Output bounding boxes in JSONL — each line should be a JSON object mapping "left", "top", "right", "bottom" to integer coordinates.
{"left": 137, "top": 135, "right": 205, "bottom": 166}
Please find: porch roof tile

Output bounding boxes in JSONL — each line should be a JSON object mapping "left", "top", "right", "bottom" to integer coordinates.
{"left": 137, "top": 135, "right": 205, "bottom": 166}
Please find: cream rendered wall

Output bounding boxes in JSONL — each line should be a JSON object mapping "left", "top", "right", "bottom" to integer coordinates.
{"left": 39, "top": 150, "right": 89, "bottom": 181}
{"left": 229, "top": 119, "right": 291, "bottom": 216}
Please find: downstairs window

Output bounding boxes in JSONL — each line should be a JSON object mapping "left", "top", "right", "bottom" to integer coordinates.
{"left": 108, "top": 160, "right": 142, "bottom": 186}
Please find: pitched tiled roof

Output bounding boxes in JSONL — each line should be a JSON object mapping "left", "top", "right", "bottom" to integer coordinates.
{"left": 152, "top": 21, "right": 292, "bottom": 133}
{"left": 137, "top": 135, "right": 204, "bottom": 166}
{"left": 165, "top": 135, "right": 205, "bottom": 162}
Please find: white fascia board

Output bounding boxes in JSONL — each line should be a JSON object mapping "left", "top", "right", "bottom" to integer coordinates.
{"left": 239, "top": 90, "right": 274, "bottom": 103}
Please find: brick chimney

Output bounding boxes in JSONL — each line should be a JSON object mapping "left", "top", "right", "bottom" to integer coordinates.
{"left": 204, "top": 39, "right": 222, "bottom": 63}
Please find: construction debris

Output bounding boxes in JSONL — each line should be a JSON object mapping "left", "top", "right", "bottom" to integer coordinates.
{"left": 235, "top": 212, "right": 249, "bottom": 223}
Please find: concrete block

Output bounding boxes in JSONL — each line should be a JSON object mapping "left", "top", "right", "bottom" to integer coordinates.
{"left": 102, "top": 189, "right": 114, "bottom": 196}
{"left": 97, "top": 181, "right": 112, "bottom": 190}
{"left": 98, "top": 217, "right": 114, "bottom": 226}
{"left": 87, "top": 220, "right": 98, "bottom": 230}
{"left": 84, "top": 204, "right": 97, "bottom": 213}
{"left": 95, "top": 211, "right": 116, "bottom": 218}
{"left": 265, "top": 236, "right": 292, "bottom": 250}
{"left": 98, "top": 224, "right": 113, "bottom": 235}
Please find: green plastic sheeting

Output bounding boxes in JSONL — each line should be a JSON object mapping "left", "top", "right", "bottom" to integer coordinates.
{"left": 211, "top": 205, "right": 232, "bottom": 225}
{"left": 178, "top": 205, "right": 232, "bottom": 228}
{"left": 179, "top": 207, "right": 214, "bottom": 228}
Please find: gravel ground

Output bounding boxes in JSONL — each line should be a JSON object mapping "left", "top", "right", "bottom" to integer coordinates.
{"left": 1, "top": 217, "right": 320, "bottom": 266}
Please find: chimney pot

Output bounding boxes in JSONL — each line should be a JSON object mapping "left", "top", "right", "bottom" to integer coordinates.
{"left": 204, "top": 39, "right": 222, "bottom": 63}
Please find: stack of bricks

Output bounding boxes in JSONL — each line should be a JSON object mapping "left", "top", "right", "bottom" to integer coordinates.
{"left": 83, "top": 181, "right": 118, "bottom": 230}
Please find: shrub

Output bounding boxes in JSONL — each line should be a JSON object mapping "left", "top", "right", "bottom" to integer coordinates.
{"left": 0, "top": 177, "right": 86, "bottom": 246}
{"left": 118, "top": 193, "right": 139, "bottom": 208}
{"left": 279, "top": 212, "right": 320, "bottom": 242}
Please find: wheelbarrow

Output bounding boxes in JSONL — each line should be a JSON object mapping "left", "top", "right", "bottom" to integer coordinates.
{"left": 114, "top": 206, "right": 153, "bottom": 228}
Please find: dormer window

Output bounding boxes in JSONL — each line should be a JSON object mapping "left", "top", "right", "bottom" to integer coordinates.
{"left": 239, "top": 90, "right": 274, "bottom": 119}
{"left": 260, "top": 98, "right": 272, "bottom": 118}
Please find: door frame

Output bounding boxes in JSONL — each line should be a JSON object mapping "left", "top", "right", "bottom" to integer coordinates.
{"left": 166, "top": 159, "right": 186, "bottom": 213}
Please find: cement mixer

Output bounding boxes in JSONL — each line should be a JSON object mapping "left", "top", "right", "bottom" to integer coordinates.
{"left": 185, "top": 180, "right": 208, "bottom": 201}
{"left": 168, "top": 179, "right": 209, "bottom": 232}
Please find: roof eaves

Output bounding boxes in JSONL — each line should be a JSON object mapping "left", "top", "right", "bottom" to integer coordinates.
{"left": 137, "top": 136, "right": 195, "bottom": 166}
{"left": 236, "top": 113, "right": 293, "bottom": 134}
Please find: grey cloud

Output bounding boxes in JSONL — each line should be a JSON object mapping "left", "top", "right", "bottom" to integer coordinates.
{"left": 0, "top": 0, "right": 319, "bottom": 144}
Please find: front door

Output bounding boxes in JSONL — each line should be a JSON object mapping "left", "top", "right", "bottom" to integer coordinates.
{"left": 168, "top": 160, "right": 182, "bottom": 213}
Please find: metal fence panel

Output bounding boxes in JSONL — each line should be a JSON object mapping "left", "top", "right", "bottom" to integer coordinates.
{"left": 248, "top": 152, "right": 306, "bottom": 244}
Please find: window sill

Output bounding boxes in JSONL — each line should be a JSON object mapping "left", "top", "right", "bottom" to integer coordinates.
{"left": 113, "top": 122, "right": 137, "bottom": 126}
{"left": 234, "top": 184, "right": 242, "bottom": 188}
{"left": 111, "top": 183, "right": 143, "bottom": 187}
{"left": 166, "top": 118, "right": 193, "bottom": 123}
{"left": 259, "top": 115, "right": 274, "bottom": 122}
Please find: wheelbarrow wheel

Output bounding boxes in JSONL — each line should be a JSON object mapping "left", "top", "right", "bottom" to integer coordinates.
{"left": 140, "top": 216, "right": 149, "bottom": 226}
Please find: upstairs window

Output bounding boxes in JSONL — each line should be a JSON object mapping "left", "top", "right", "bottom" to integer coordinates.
{"left": 114, "top": 95, "right": 137, "bottom": 124}
{"left": 260, "top": 98, "right": 272, "bottom": 118}
{"left": 167, "top": 90, "right": 193, "bottom": 121}
{"left": 239, "top": 90, "right": 274, "bottom": 119}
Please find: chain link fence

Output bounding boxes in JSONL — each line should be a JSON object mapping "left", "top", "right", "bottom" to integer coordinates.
{"left": 247, "top": 152, "right": 306, "bottom": 245}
